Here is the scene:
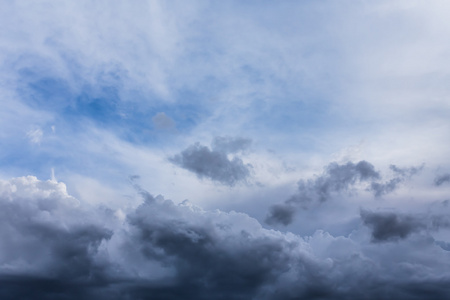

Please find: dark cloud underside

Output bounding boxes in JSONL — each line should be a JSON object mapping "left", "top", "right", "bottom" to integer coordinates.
{"left": 0, "top": 177, "right": 450, "bottom": 299}
{"left": 170, "top": 138, "right": 252, "bottom": 186}
{"left": 360, "top": 210, "right": 425, "bottom": 242}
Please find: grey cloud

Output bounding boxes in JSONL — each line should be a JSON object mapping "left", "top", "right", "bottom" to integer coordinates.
{"left": 265, "top": 203, "right": 297, "bottom": 226}
{"left": 430, "top": 215, "right": 450, "bottom": 230}
{"left": 267, "top": 161, "right": 423, "bottom": 226}
{"left": 152, "top": 112, "right": 176, "bottom": 130}
{"left": 435, "top": 240, "right": 450, "bottom": 251}
{"left": 0, "top": 177, "right": 113, "bottom": 299}
{"left": 390, "top": 164, "right": 423, "bottom": 177}
{"left": 126, "top": 198, "right": 299, "bottom": 299}
{"left": 211, "top": 136, "right": 252, "bottom": 154}
{"left": 266, "top": 161, "right": 380, "bottom": 225}
{"left": 361, "top": 210, "right": 426, "bottom": 242}
{"left": 370, "top": 178, "right": 403, "bottom": 197}
{"left": 170, "top": 139, "right": 252, "bottom": 186}
{"left": 361, "top": 210, "right": 450, "bottom": 243}
{"left": 122, "top": 191, "right": 450, "bottom": 300}
{"left": 435, "top": 173, "right": 450, "bottom": 186}
{"left": 370, "top": 164, "right": 423, "bottom": 197}
{"left": 3, "top": 176, "right": 450, "bottom": 299}
{"left": 311, "top": 160, "right": 380, "bottom": 200}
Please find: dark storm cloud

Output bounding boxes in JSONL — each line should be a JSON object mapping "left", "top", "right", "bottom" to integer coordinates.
{"left": 361, "top": 209, "right": 450, "bottom": 243}
{"left": 265, "top": 203, "right": 297, "bottom": 226}
{"left": 3, "top": 176, "right": 450, "bottom": 300}
{"left": 119, "top": 192, "right": 450, "bottom": 300}
{"left": 360, "top": 210, "right": 426, "bottom": 242}
{"left": 266, "top": 161, "right": 424, "bottom": 226}
{"left": 0, "top": 177, "right": 113, "bottom": 299}
{"left": 125, "top": 197, "right": 299, "bottom": 299}
{"left": 170, "top": 137, "right": 252, "bottom": 186}
{"left": 435, "top": 173, "right": 450, "bottom": 186}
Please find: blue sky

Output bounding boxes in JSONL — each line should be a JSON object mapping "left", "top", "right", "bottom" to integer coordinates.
{"left": 1, "top": 1, "right": 450, "bottom": 299}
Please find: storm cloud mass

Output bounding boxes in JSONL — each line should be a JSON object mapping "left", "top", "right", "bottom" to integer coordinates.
{"left": 1, "top": 176, "right": 450, "bottom": 300}
{"left": 2, "top": 1, "right": 450, "bottom": 299}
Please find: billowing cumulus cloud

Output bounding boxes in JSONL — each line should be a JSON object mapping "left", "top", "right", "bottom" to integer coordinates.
{"left": 2, "top": 176, "right": 450, "bottom": 299}
{"left": 0, "top": 176, "right": 112, "bottom": 299}
{"left": 170, "top": 137, "right": 252, "bottom": 186}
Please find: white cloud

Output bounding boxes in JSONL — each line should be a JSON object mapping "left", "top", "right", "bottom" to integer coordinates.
{"left": 26, "top": 128, "right": 43, "bottom": 144}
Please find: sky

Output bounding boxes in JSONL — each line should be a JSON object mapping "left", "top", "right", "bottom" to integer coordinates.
{"left": 1, "top": 1, "right": 450, "bottom": 299}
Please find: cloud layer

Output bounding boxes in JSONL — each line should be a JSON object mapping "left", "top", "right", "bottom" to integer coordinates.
{"left": 2, "top": 1, "right": 450, "bottom": 299}
{"left": 1, "top": 176, "right": 450, "bottom": 299}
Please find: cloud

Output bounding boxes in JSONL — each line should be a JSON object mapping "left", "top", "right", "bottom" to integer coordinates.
{"left": 435, "top": 173, "right": 450, "bottom": 186}
{"left": 93, "top": 185, "right": 450, "bottom": 299}
{"left": 211, "top": 136, "right": 252, "bottom": 154}
{"left": 370, "top": 164, "right": 423, "bottom": 197}
{"left": 266, "top": 161, "right": 424, "bottom": 226}
{"left": 125, "top": 195, "right": 304, "bottom": 299}
{"left": 360, "top": 210, "right": 426, "bottom": 242}
{"left": 0, "top": 176, "right": 112, "bottom": 298}
{"left": 361, "top": 208, "right": 450, "bottom": 243}
{"left": 169, "top": 138, "right": 252, "bottom": 186}
{"left": 26, "top": 128, "right": 43, "bottom": 144}
{"left": 152, "top": 112, "right": 176, "bottom": 130}
{"left": 266, "top": 161, "right": 380, "bottom": 225}
{"left": 2, "top": 176, "right": 450, "bottom": 299}
{"left": 265, "top": 203, "right": 297, "bottom": 226}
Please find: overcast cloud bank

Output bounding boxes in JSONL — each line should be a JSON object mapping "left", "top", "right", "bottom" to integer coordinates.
{"left": 1, "top": 176, "right": 450, "bottom": 299}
